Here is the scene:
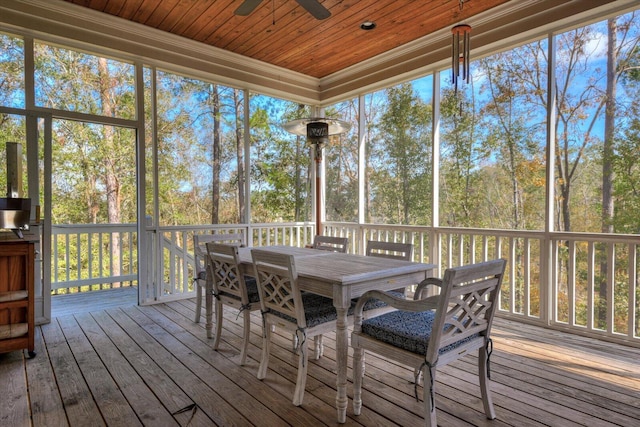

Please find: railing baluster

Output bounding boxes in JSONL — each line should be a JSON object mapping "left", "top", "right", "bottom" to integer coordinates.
{"left": 65, "top": 233, "right": 70, "bottom": 284}
{"left": 88, "top": 232, "right": 93, "bottom": 283}
{"left": 524, "top": 237, "right": 531, "bottom": 317}
{"left": 509, "top": 236, "right": 516, "bottom": 314}
{"left": 568, "top": 240, "right": 576, "bottom": 326}
{"left": 98, "top": 232, "right": 104, "bottom": 280}
{"left": 606, "top": 242, "right": 615, "bottom": 335}
{"left": 628, "top": 243, "right": 637, "bottom": 339}
{"left": 587, "top": 241, "right": 595, "bottom": 331}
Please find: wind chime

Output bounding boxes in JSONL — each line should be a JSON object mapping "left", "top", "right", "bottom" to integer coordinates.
{"left": 451, "top": 0, "right": 472, "bottom": 93}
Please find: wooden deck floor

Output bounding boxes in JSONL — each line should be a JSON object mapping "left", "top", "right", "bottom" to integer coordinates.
{"left": 1, "top": 291, "right": 639, "bottom": 426}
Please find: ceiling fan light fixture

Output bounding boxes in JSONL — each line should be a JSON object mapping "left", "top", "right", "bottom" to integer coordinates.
{"left": 360, "top": 21, "right": 376, "bottom": 31}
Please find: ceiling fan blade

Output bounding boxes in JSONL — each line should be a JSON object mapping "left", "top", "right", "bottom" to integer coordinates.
{"left": 234, "top": 0, "right": 264, "bottom": 16}
{"left": 294, "top": 0, "right": 331, "bottom": 20}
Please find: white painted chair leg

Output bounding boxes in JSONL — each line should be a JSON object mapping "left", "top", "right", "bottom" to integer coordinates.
{"left": 479, "top": 346, "right": 496, "bottom": 419}
{"left": 194, "top": 283, "right": 202, "bottom": 323}
{"left": 205, "top": 288, "right": 213, "bottom": 339}
{"left": 212, "top": 300, "right": 223, "bottom": 345}
{"left": 292, "top": 339, "right": 309, "bottom": 406}
{"left": 424, "top": 365, "right": 437, "bottom": 427}
{"left": 239, "top": 309, "right": 251, "bottom": 365}
{"left": 257, "top": 322, "right": 271, "bottom": 380}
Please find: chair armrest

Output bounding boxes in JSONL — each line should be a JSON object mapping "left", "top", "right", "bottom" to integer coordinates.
{"left": 414, "top": 277, "right": 443, "bottom": 300}
{"left": 353, "top": 290, "right": 440, "bottom": 330}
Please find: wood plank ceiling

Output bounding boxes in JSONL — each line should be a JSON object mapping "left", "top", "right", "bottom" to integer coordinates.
{"left": 62, "top": 0, "right": 510, "bottom": 78}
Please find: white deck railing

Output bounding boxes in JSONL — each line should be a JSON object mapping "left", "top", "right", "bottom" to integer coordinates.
{"left": 51, "top": 223, "right": 137, "bottom": 293}
{"left": 49, "top": 221, "right": 638, "bottom": 346}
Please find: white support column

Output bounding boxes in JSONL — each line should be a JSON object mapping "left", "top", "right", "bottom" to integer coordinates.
{"left": 358, "top": 95, "right": 366, "bottom": 253}
{"left": 543, "top": 33, "right": 557, "bottom": 325}
{"left": 135, "top": 61, "right": 148, "bottom": 305}
{"left": 317, "top": 107, "right": 326, "bottom": 231}
{"left": 244, "top": 89, "right": 251, "bottom": 227}
{"left": 431, "top": 74, "right": 441, "bottom": 276}
{"left": 24, "top": 36, "right": 37, "bottom": 206}
{"left": 41, "top": 115, "right": 51, "bottom": 323}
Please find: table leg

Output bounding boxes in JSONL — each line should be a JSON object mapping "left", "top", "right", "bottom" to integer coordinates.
{"left": 335, "top": 305, "right": 348, "bottom": 423}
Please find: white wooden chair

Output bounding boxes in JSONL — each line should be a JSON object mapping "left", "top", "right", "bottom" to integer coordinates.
{"left": 313, "top": 235, "right": 349, "bottom": 253}
{"left": 366, "top": 240, "right": 413, "bottom": 260}
{"left": 351, "top": 259, "right": 506, "bottom": 426}
{"left": 205, "top": 242, "right": 260, "bottom": 365}
{"left": 307, "top": 235, "right": 348, "bottom": 354}
{"left": 193, "top": 232, "right": 245, "bottom": 323}
{"left": 366, "top": 240, "right": 413, "bottom": 295}
{"left": 251, "top": 249, "right": 340, "bottom": 406}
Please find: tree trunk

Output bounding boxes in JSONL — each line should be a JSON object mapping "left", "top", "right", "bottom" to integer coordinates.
{"left": 211, "top": 84, "right": 220, "bottom": 224}
{"left": 294, "top": 104, "right": 305, "bottom": 222}
{"left": 234, "top": 89, "right": 245, "bottom": 223}
{"left": 598, "top": 18, "right": 617, "bottom": 327}
{"left": 98, "top": 57, "right": 122, "bottom": 288}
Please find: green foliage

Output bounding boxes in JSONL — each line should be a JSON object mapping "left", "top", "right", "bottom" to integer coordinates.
{"left": 367, "top": 83, "right": 432, "bottom": 224}
{"left": 440, "top": 87, "right": 486, "bottom": 227}
{"left": 325, "top": 100, "right": 359, "bottom": 222}
{"left": 249, "top": 101, "right": 311, "bottom": 222}
{"left": 0, "top": 33, "right": 24, "bottom": 108}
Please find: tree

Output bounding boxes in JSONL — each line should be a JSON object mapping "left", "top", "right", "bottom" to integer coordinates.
{"left": 233, "top": 88, "right": 246, "bottom": 223}
{"left": 480, "top": 50, "right": 546, "bottom": 230}
{"left": 374, "top": 83, "right": 431, "bottom": 224}
{"left": 249, "top": 98, "right": 311, "bottom": 223}
{"left": 325, "top": 99, "right": 359, "bottom": 222}
{"left": 211, "top": 84, "right": 221, "bottom": 224}
{"left": 440, "top": 86, "right": 485, "bottom": 227}
{"left": 98, "top": 57, "right": 122, "bottom": 286}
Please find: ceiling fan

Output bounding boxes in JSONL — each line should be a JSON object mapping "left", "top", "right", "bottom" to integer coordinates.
{"left": 234, "top": 0, "right": 331, "bottom": 20}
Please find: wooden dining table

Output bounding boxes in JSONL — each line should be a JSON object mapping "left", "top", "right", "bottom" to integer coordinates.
{"left": 225, "top": 245, "right": 436, "bottom": 423}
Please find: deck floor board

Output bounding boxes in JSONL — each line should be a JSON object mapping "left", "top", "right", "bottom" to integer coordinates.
{"left": 0, "top": 289, "right": 638, "bottom": 426}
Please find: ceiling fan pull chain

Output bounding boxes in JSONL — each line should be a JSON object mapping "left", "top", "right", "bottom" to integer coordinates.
{"left": 272, "top": 0, "right": 276, "bottom": 25}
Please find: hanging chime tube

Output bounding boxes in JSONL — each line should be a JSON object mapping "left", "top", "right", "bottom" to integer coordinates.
{"left": 464, "top": 25, "right": 471, "bottom": 83}
{"left": 451, "top": 24, "right": 472, "bottom": 91}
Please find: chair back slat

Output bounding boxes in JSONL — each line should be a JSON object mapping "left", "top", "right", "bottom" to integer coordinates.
{"left": 313, "top": 235, "right": 348, "bottom": 253}
{"left": 366, "top": 240, "right": 413, "bottom": 261}
{"left": 252, "top": 249, "right": 305, "bottom": 327}
{"left": 206, "top": 242, "right": 248, "bottom": 301}
{"left": 194, "top": 233, "right": 245, "bottom": 273}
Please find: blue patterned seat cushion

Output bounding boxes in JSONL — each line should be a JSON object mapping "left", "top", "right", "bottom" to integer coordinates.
{"left": 361, "top": 310, "right": 478, "bottom": 355}
{"left": 219, "top": 276, "right": 260, "bottom": 304}
{"left": 269, "top": 292, "right": 338, "bottom": 328}
{"left": 268, "top": 290, "right": 406, "bottom": 328}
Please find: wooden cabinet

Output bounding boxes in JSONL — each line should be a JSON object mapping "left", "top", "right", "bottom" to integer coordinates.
{"left": 0, "top": 234, "right": 36, "bottom": 358}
